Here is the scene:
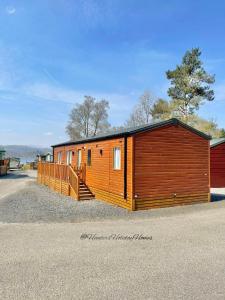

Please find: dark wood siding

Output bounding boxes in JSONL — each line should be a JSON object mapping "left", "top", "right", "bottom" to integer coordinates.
{"left": 134, "top": 124, "right": 210, "bottom": 210}
{"left": 210, "top": 143, "right": 225, "bottom": 187}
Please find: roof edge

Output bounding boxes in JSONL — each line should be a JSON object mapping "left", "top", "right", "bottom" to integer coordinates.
{"left": 210, "top": 139, "right": 225, "bottom": 148}
{"left": 172, "top": 119, "right": 211, "bottom": 140}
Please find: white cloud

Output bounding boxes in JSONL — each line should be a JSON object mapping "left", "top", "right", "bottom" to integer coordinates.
{"left": 44, "top": 132, "right": 53, "bottom": 136}
{"left": 21, "top": 82, "right": 137, "bottom": 125}
{"left": 6, "top": 6, "right": 16, "bottom": 15}
{"left": 23, "top": 83, "right": 83, "bottom": 104}
{"left": 23, "top": 82, "right": 136, "bottom": 107}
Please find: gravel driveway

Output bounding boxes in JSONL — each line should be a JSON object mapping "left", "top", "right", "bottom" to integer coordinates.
{"left": 0, "top": 175, "right": 225, "bottom": 223}
{"left": 0, "top": 170, "right": 36, "bottom": 199}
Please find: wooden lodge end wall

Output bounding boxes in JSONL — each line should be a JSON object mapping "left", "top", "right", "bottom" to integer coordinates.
{"left": 210, "top": 142, "right": 225, "bottom": 187}
{"left": 133, "top": 125, "right": 210, "bottom": 210}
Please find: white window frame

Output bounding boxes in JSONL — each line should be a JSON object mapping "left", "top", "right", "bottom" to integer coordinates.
{"left": 66, "top": 150, "right": 72, "bottom": 165}
{"left": 57, "top": 152, "right": 62, "bottom": 164}
{"left": 113, "top": 147, "right": 121, "bottom": 170}
{"left": 77, "top": 149, "right": 82, "bottom": 168}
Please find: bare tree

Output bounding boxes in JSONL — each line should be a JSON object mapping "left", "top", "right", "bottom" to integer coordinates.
{"left": 66, "top": 96, "right": 110, "bottom": 140}
{"left": 125, "top": 91, "right": 155, "bottom": 127}
{"left": 92, "top": 100, "right": 110, "bottom": 136}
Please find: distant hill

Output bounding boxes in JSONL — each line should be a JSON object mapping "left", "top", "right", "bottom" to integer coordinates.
{"left": 0, "top": 145, "right": 52, "bottom": 163}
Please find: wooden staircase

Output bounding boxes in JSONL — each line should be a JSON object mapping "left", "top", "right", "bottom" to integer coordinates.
{"left": 79, "top": 181, "right": 95, "bottom": 200}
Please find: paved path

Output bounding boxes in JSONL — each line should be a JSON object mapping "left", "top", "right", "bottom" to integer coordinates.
{"left": 1, "top": 207, "right": 225, "bottom": 300}
{"left": 0, "top": 170, "right": 36, "bottom": 199}
{"left": 0, "top": 172, "right": 225, "bottom": 299}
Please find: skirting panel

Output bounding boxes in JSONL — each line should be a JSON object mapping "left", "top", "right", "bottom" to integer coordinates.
{"left": 89, "top": 186, "right": 132, "bottom": 210}
{"left": 135, "top": 193, "right": 210, "bottom": 210}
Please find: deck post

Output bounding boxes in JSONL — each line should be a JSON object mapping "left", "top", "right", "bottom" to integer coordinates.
{"left": 60, "top": 165, "right": 62, "bottom": 193}
{"left": 54, "top": 163, "right": 56, "bottom": 190}
{"left": 48, "top": 163, "right": 50, "bottom": 187}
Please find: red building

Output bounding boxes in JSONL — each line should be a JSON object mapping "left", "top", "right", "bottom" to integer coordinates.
{"left": 210, "top": 138, "right": 225, "bottom": 187}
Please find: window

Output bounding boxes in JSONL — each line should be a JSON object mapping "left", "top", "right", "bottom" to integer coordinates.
{"left": 87, "top": 149, "right": 91, "bottom": 166}
{"left": 113, "top": 147, "right": 121, "bottom": 170}
{"left": 57, "top": 152, "right": 62, "bottom": 164}
{"left": 77, "top": 149, "right": 82, "bottom": 168}
{"left": 66, "top": 151, "right": 72, "bottom": 165}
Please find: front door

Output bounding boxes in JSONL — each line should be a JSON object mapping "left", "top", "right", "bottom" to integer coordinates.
{"left": 77, "top": 149, "right": 82, "bottom": 169}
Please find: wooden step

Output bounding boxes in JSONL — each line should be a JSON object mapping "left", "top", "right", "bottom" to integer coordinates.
{"left": 78, "top": 181, "right": 95, "bottom": 200}
{"left": 79, "top": 195, "right": 95, "bottom": 200}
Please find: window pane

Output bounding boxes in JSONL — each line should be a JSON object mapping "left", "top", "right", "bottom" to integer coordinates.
{"left": 58, "top": 152, "right": 61, "bottom": 163}
{"left": 66, "top": 151, "right": 72, "bottom": 165}
{"left": 87, "top": 149, "right": 91, "bottom": 166}
{"left": 113, "top": 147, "right": 121, "bottom": 169}
{"left": 77, "top": 150, "right": 82, "bottom": 168}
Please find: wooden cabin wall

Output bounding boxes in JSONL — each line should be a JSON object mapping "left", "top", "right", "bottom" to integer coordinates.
{"left": 133, "top": 124, "right": 210, "bottom": 210}
{"left": 210, "top": 143, "right": 225, "bottom": 187}
{"left": 53, "top": 137, "right": 133, "bottom": 210}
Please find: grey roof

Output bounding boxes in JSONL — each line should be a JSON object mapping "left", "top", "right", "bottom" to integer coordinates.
{"left": 210, "top": 138, "right": 225, "bottom": 148}
{"left": 52, "top": 118, "right": 211, "bottom": 148}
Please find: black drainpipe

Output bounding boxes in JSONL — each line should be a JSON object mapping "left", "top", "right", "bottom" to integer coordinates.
{"left": 124, "top": 135, "right": 127, "bottom": 200}
{"left": 52, "top": 147, "right": 55, "bottom": 163}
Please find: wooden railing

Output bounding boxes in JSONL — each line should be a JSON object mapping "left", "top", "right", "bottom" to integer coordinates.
{"left": 37, "top": 162, "right": 81, "bottom": 200}
{"left": 74, "top": 163, "right": 86, "bottom": 183}
{"left": 69, "top": 166, "right": 80, "bottom": 199}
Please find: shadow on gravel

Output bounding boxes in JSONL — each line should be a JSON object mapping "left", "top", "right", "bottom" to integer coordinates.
{"left": 211, "top": 193, "right": 225, "bottom": 202}
{"left": 0, "top": 173, "right": 29, "bottom": 180}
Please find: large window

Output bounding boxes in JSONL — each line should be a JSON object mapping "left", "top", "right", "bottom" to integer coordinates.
{"left": 57, "top": 152, "right": 62, "bottom": 164}
{"left": 66, "top": 150, "right": 72, "bottom": 165}
{"left": 77, "top": 149, "right": 82, "bottom": 168}
{"left": 113, "top": 147, "right": 121, "bottom": 170}
{"left": 87, "top": 149, "right": 91, "bottom": 166}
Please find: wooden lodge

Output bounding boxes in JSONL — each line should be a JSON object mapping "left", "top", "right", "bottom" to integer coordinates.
{"left": 210, "top": 138, "right": 225, "bottom": 187}
{"left": 37, "top": 118, "right": 211, "bottom": 210}
{"left": 0, "top": 149, "right": 8, "bottom": 176}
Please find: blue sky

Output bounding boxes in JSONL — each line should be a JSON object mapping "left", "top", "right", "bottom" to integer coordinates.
{"left": 0, "top": 0, "right": 225, "bottom": 147}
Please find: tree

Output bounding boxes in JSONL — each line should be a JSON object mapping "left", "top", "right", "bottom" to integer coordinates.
{"left": 66, "top": 96, "right": 110, "bottom": 140}
{"left": 219, "top": 128, "right": 225, "bottom": 138}
{"left": 125, "top": 91, "right": 155, "bottom": 127}
{"left": 188, "top": 115, "right": 221, "bottom": 138}
{"left": 151, "top": 98, "right": 172, "bottom": 120}
{"left": 166, "top": 48, "right": 215, "bottom": 122}
{"left": 92, "top": 100, "right": 110, "bottom": 136}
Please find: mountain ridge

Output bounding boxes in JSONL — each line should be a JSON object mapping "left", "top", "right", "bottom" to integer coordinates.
{"left": 0, "top": 145, "right": 52, "bottom": 162}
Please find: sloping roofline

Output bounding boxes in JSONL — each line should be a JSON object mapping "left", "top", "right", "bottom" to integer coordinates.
{"left": 210, "top": 138, "right": 225, "bottom": 148}
{"left": 52, "top": 118, "right": 211, "bottom": 148}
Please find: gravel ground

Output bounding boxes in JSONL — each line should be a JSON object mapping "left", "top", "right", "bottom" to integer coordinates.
{"left": 0, "top": 170, "right": 36, "bottom": 199}
{"left": 1, "top": 175, "right": 225, "bottom": 299}
{"left": 0, "top": 180, "right": 225, "bottom": 223}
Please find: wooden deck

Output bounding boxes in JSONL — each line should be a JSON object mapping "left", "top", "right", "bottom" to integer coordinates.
{"left": 37, "top": 162, "right": 94, "bottom": 200}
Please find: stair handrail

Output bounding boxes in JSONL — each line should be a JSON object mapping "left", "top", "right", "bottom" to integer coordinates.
{"left": 69, "top": 165, "right": 80, "bottom": 200}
